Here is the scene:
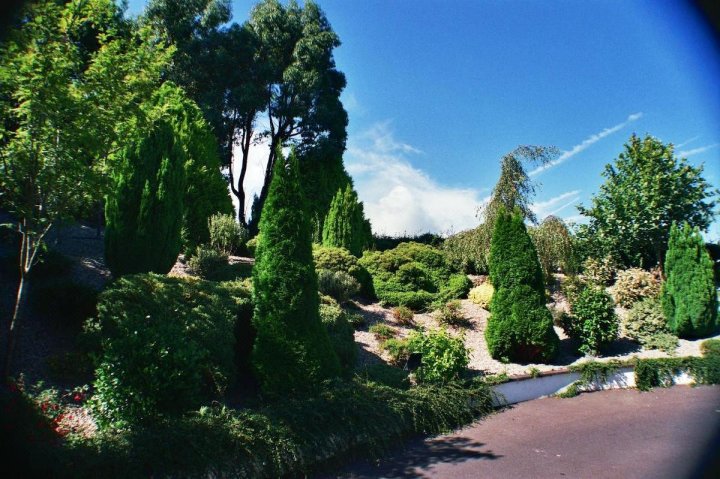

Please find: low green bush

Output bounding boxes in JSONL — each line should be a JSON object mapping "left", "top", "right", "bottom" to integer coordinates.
{"left": 468, "top": 283, "right": 494, "bottom": 309}
{"left": 359, "top": 243, "right": 468, "bottom": 310}
{"left": 382, "top": 337, "right": 410, "bottom": 366}
{"left": 623, "top": 298, "right": 677, "bottom": 353}
{"left": 245, "top": 235, "right": 259, "bottom": 257}
{"left": 357, "top": 364, "right": 410, "bottom": 389}
{"left": 566, "top": 285, "right": 618, "bottom": 355}
{"left": 345, "top": 311, "right": 366, "bottom": 329}
{"left": 320, "top": 304, "right": 357, "bottom": 378}
{"left": 701, "top": 339, "right": 720, "bottom": 357}
{"left": 611, "top": 268, "right": 661, "bottom": 308}
{"left": 634, "top": 356, "right": 720, "bottom": 391}
{"left": 407, "top": 329, "right": 469, "bottom": 384}
{"left": 313, "top": 245, "right": 374, "bottom": 297}
{"left": 85, "top": 274, "right": 252, "bottom": 428}
{"left": 391, "top": 306, "right": 414, "bottom": 326}
{"left": 369, "top": 323, "right": 397, "bottom": 342}
{"left": 208, "top": 213, "right": 247, "bottom": 255}
{"left": 317, "top": 269, "right": 361, "bottom": 303}
{"left": 187, "top": 244, "right": 229, "bottom": 279}
{"left": 582, "top": 255, "right": 618, "bottom": 286}
{"left": 435, "top": 300, "right": 469, "bottom": 327}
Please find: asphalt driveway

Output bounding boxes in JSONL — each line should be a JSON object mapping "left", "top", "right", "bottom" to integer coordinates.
{"left": 319, "top": 385, "right": 720, "bottom": 479}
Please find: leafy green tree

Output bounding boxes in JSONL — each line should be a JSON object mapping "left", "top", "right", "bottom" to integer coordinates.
{"left": 105, "top": 119, "right": 186, "bottom": 277}
{"left": 485, "top": 208, "right": 559, "bottom": 363}
{"left": 661, "top": 222, "right": 718, "bottom": 338}
{"left": 578, "top": 134, "right": 718, "bottom": 268}
{"left": 322, "top": 185, "right": 372, "bottom": 257}
{"left": 529, "top": 215, "right": 576, "bottom": 283}
{"left": 0, "top": 0, "right": 170, "bottom": 376}
{"left": 251, "top": 148, "right": 340, "bottom": 396}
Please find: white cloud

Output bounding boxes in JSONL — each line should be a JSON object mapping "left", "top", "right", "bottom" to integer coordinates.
{"left": 530, "top": 112, "right": 643, "bottom": 176}
{"left": 346, "top": 122, "right": 486, "bottom": 236}
{"left": 531, "top": 190, "right": 582, "bottom": 220}
{"left": 675, "top": 135, "right": 700, "bottom": 149}
{"left": 678, "top": 143, "right": 719, "bottom": 158}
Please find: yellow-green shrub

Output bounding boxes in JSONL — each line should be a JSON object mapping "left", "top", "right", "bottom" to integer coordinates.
{"left": 468, "top": 283, "right": 494, "bottom": 309}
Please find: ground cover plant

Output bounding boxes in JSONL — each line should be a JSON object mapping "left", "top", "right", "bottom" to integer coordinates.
{"left": 359, "top": 242, "right": 471, "bottom": 310}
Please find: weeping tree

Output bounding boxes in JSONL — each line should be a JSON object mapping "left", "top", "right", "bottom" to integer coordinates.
{"left": 529, "top": 215, "right": 576, "bottom": 283}
{"left": 485, "top": 207, "right": 559, "bottom": 363}
{"left": 105, "top": 119, "right": 187, "bottom": 277}
{"left": 322, "top": 185, "right": 372, "bottom": 257}
{"left": 444, "top": 145, "right": 559, "bottom": 274}
{"left": 661, "top": 222, "right": 718, "bottom": 338}
{"left": 251, "top": 148, "right": 340, "bottom": 396}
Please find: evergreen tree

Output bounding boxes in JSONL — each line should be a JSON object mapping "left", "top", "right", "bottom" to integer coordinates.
{"left": 105, "top": 119, "right": 186, "bottom": 276}
{"left": 251, "top": 148, "right": 340, "bottom": 396}
{"left": 485, "top": 207, "right": 559, "bottom": 363}
{"left": 661, "top": 222, "right": 718, "bottom": 337}
{"left": 146, "top": 83, "right": 233, "bottom": 252}
{"left": 322, "top": 185, "right": 372, "bottom": 257}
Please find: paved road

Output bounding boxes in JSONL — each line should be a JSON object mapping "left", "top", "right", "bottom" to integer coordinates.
{"left": 320, "top": 385, "right": 720, "bottom": 479}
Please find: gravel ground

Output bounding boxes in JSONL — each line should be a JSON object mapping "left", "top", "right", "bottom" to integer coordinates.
{"left": 351, "top": 298, "right": 720, "bottom": 377}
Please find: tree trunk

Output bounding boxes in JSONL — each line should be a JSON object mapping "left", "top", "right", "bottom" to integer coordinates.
{"left": 3, "top": 265, "right": 27, "bottom": 380}
{"left": 249, "top": 137, "right": 280, "bottom": 235}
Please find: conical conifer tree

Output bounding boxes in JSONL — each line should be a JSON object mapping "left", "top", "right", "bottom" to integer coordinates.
{"left": 485, "top": 207, "right": 559, "bottom": 362}
{"left": 105, "top": 119, "right": 186, "bottom": 277}
{"left": 251, "top": 148, "right": 340, "bottom": 395}
{"left": 322, "top": 185, "right": 372, "bottom": 256}
{"left": 661, "top": 222, "right": 718, "bottom": 337}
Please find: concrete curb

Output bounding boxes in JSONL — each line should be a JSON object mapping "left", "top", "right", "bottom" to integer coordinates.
{"left": 490, "top": 366, "right": 695, "bottom": 406}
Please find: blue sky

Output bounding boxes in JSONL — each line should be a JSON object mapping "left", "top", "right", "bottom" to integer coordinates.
{"left": 126, "top": 0, "right": 720, "bottom": 239}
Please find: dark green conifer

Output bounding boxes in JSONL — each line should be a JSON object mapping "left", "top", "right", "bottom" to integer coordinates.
{"left": 251, "top": 148, "right": 340, "bottom": 396}
{"left": 322, "top": 185, "right": 372, "bottom": 257}
{"left": 105, "top": 119, "right": 186, "bottom": 276}
{"left": 485, "top": 207, "right": 559, "bottom": 362}
{"left": 661, "top": 222, "right": 718, "bottom": 337}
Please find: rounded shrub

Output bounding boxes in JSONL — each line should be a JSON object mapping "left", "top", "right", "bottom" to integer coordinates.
{"left": 407, "top": 329, "right": 469, "bottom": 384}
{"left": 317, "top": 269, "right": 361, "bottom": 303}
{"left": 568, "top": 285, "right": 618, "bottom": 355}
{"left": 187, "top": 245, "right": 229, "bottom": 279}
{"left": 468, "top": 283, "right": 494, "bottom": 309}
{"left": 612, "top": 268, "right": 661, "bottom": 308}
{"left": 313, "top": 245, "right": 374, "bottom": 297}
{"left": 86, "top": 274, "right": 251, "bottom": 428}
{"left": 582, "top": 255, "right": 618, "bottom": 286}
{"left": 209, "top": 213, "right": 247, "bottom": 255}
{"left": 382, "top": 337, "right": 411, "bottom": 366}
{"left": 623, "top": 298, "right": 677, "bottom": 353}
{"left": 435, "top": 300, "right": 469, "bottom": 327}
{"left": 391, "top": 306, "right": 414, "bottom": 326}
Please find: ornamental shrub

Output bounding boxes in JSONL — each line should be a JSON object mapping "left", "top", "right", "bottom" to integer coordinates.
{"left": 86, "top": 274, "right": 251, "bottom": 428}
{"left": 251, "top": 149, "right": 340, "bottom": 396}
{"left": 187, "top": 245, "right": 229, "bottom": 280}
{"left": 209, "top": 213, "right": 247, "bottom": 255}
{"left": 322, "top": 185, "right": 373, "bottom": 257}
{"left": 436, "top": 300, "right": 469, "bottom": 327}
{"left": 485, "top": 208, "right": 559, "bottom": 363}
{"left": 369, "top": 323, "right": 397, "bottom": 342}
{"left": 105, "top": 119, "right": 186, "bottom": 277}
{"left": 582, "top": 255, "right": 618, "bottom": 286}
{"left": 567, "top": 285, "right": 618, "bottom": 355}
{"left": 468, "top": 283, "right": 494, "bottom": 309}
{"left": 623, "top": 297, "right": 677, "bottom": 353}
{"left": 359, "top": 242, "right": 467, "bottom": 310}
{"left": 391, "top": 306, "right": 414, "bottom": 326}
{"left": 382, "top": 337, "right": 411, "bottom": 366}
{"left": 317, "top": 269, "right": 361, "bottom": 303}
{"left": 319, "top": 304, "right": 357, "bottom": 378}
{"left": 701, "top": 339, "right": 720, "bottom": 357}
{"left": 661, "top": 222, "right": 718, "bottom": 338}
{"left": 612, "top": 268, "right": 661, "bottom": 308}
{"left": 407, "top": 329, "right": 469, "bottom": 384}
{"left": 313, "top": 245, "right": 374, "bottom": 297}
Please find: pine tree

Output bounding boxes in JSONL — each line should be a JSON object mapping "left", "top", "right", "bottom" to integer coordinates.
{"left": 105, "top": 119, "right": 186, "bottom": 276}
{"left": 322, "top": 185, "right": 372, "bottom": 256}
{"left": 251, "top": 148, "right": 340, "bottom": 396}
{"left": 661, "top": 222, "right": 718, "bottom": 338}
{"left": 485, "top": 207, "right": 559, "bottom": 362}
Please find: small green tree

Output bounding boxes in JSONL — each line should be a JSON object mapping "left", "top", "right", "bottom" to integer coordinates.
{"left": 661, "top": 222, "right": 718, "bottom": 338}
{"left": 105, "top": 119, "right": 187, "bottom": 277}
{"left": 322, "top": 184, "right": 372, "bottom": 257}
{"left": 485, "top": 207, "right": 559, "bottom": 363}
{"left": 251, "top": 148, "right": 340, "bottom": 396}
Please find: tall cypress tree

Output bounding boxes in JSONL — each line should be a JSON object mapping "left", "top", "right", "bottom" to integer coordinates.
{"left": 322, "top": 185, "right": 372, "bottom": 257}
{"left": 661, "top": 222, "right": 718, "bottom": 337}
{"left": 105, "top": 119, "right": 186, "bottom": 276}
{"left": 485, "top": 207, "right": 559, "bottom": 363}
{"left": 251, "top": 148, "right": 340, "bottom": 396}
